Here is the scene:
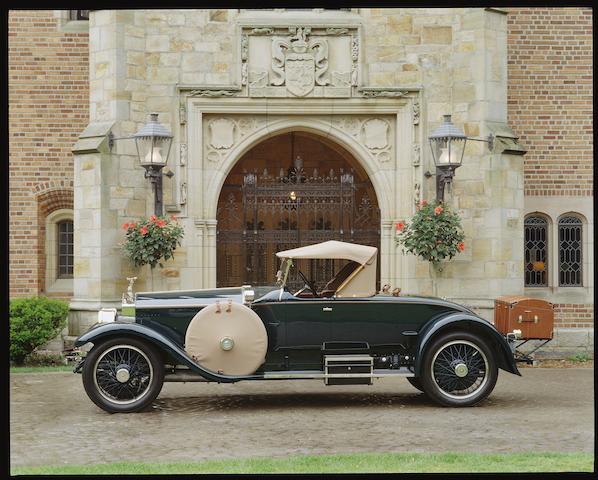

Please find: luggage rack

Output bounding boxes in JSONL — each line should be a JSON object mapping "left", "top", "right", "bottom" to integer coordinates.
{"left": 513, "top": 338, "right": 552, "bottom": 364}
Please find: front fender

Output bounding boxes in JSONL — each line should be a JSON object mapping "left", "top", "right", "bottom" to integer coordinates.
{"left": 414, "top": 312, "right": 520, "bottom": 377}
{"left": 75, "top": 322, "right": 247, "bottom": 383}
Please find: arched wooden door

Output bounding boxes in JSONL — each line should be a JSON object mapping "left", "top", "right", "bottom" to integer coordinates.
{"left": 216, "top": 131, "right": 380, "bottom": 291}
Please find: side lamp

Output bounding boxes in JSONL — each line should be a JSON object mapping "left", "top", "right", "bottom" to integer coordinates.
{"left": 425, "top": 114, "right": 494, "bottom": 202}
{"left": 108, "top": 113, "right": 174, "bottom": 215}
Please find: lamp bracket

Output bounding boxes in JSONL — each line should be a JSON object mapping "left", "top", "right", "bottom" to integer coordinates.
{"left": 107, "top": 131, "right": 134, "bottom": 152}
{"left": 466, "top": 133, "right": 494, "bottom": 151}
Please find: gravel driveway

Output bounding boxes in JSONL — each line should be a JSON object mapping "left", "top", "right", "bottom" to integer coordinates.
{"left": 10, "top": 368, "right": 594, "bottom": 467}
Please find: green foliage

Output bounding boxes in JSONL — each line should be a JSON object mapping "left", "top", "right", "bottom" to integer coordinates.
{"left": 568, "top": 352, "right": 591, "bottom": 363}
{"left": 395, "top": 200, "right": 466, "bottom": 268}
{"left": 10, "top": 297, "right": 69, "bottom": 364}
{"left": 121, "top": 214, "right": 184, "bottom": 269}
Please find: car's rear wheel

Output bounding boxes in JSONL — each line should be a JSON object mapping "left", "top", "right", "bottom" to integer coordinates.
{"left": 82, "top": 337, "right": 164, "bottom": 413}
{"left": 420, "top": 331, "right": 498, "bottom": 407}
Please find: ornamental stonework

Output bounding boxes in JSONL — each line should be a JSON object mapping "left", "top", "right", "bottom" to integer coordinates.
{"left": 243, "top": 25, "right": 358, "bottom": 98}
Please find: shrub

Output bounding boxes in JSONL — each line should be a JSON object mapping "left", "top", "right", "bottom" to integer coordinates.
{"left": 395, "top": 200, "right": 466, "bottom": 269}
{"left": 24, "top": 351, "right": 66, "bottom": 366}
{"left": 121, "top": 214, "right": 184, "bottom": 269}
{"left": 10, "top": 297, "right": 69, "bottom": 365}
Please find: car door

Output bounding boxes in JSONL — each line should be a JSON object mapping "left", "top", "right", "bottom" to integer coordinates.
{"left": 283, "top": 297, "right": 336, "bottom": 349}
{"left": 325, "top": 299, "right": 402, "bottom": 347}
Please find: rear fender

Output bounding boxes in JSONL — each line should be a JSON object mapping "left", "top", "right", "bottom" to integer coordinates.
{"left": 414, "top": 312, "right": 520, "bottom": 377}
{"left": 75, "top": 322, "right": 242, "bottom": 383}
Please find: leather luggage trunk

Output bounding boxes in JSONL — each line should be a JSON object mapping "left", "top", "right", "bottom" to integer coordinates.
{"left": 494, "top": 295, "right": 554, "bottom": 340}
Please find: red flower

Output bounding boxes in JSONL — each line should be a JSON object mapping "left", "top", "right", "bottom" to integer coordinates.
{"left": 140, "top": 226, "right": 148, "bottom": 235}
{"left": 421, "top": 200, "right": 428, "bottom": 206}
{"left": 458, "top": 242, "right": 465, "bottom": 251}
{"left": 396, "top": 222, "right": 405, "bottom": 232}
{"left": 150, "top": 215, "right": 157, "bottom": 222}
{"left": 122, "top": 223, "right": 130, "bottom": 230}
{"left": 434, "top": 206, "right": 443, "bottom": 215}
{"left": 156, "top": 219, "right": 166, "bottom": 228}
{"left": 170, "top": 215, "right": 177, "bottom": 221}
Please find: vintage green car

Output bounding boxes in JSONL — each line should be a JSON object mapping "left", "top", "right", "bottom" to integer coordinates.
{"left": 74, "top": 240, "right": 521, "bottom": 412}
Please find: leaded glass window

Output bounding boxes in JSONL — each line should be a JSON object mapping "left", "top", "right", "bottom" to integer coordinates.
{"left": 57, "top": 220, "right": 73, "bottom": 279}
{"left": 524, "top": 216, "right": 548, "bottom": 287}
{"left": 558, "top": 216, "right": 582, "bottom": 286}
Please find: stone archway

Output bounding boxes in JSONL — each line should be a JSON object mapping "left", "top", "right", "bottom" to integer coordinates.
{"left": 216, "top": 131, "right": 381, "bottom": 290}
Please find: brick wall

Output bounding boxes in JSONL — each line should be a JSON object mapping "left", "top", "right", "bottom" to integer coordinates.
{"left": 8, "top": 10, "right": 89, "bottom": 297}
{"left": 554, "top": 303, "right": 594, "bottom": 329}
{"left": 507, "top": 7, "right": 593, "bottom": 197}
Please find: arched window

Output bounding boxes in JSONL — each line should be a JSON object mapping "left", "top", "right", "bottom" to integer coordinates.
{"left": 44, "top": 209, "right": 74, "bottom": 293}
{"left": 558, "top": 215, "right": 583, "bottom": 287}
{"left": 524, "top": 215, "right": 548, "bottom": 287}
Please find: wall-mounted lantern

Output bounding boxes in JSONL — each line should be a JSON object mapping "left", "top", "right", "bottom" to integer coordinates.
{"left": 426, "top": 114, "right": 494, "bottom": 202}
{"left": 109, "top": 113, "right": 174, "bottom": 216}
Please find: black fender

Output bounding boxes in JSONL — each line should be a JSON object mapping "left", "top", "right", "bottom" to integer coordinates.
{"left": 74, "top": 322, "right": 257, "bottom": 383}
{"left": 414, "top": 312, "right": 520, "bottom": 377}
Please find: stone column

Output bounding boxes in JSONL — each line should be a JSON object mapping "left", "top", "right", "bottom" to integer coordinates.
{"left": 71, "top": 122, "right": 122, "bottom": 334}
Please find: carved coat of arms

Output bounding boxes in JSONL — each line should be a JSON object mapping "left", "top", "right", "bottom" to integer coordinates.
{"left": 271, "top": 27, "right": 329, "bottom": 97}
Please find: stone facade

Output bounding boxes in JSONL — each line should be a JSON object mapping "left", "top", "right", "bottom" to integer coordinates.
{"left": 8, "top": 8, "right": 593, "bottom": 356}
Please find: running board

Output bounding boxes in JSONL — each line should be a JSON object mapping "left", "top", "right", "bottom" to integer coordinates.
{"left": 164, "top": 367, "right": 415, "bottom": 382}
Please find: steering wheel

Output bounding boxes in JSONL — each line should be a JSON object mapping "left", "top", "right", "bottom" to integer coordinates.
{"left": 297, "top": 270, "right": 318, "bottom": 297}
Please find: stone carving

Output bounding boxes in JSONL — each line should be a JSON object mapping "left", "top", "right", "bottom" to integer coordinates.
{"left": 412, "top": 100, "right": 420, "bottom": 125}
{"left": 241, "top": 63, "right": 248, "bottom": 86}
{"left": 326, "top": 27, "right": 349, "bottom": 35}
{"left": 241, "top": 34, "right": 248, "bottom": 61}
{"left": 180, "top": 182, "right": 187, "bottom": 205}
{"left": 414, "top": 182, "right": 421, "bottom": 206}
{"left": 351, "top": 35, "right": 359, "bottom": 62}
{"left": 207, "top": 151, "right": 221, "bottom": 163}
{"left": 363, "top": 119, "right": 389, "bottom": 150}
{"left": 179, "top": 101, "right": 187, "bottom": 125}
{"left": 412, "top": 144, "right": 420, "bottom": 166}
{"left": 209, "top": 118, "right": 235, "bottom": 149}
{"left": 360, "top": 88, "right": 409, "bottom": 98}
{"left": 377, "top": 151, "right": 391, "bottom": 163}
{"left": 330, "top": 71, "right": 351, "bottom": 87}
{"left": 249, "top": 70, "right": 268, "bottom": 87}
{"left": 271, "top": 27, "right": 329, "bottom": 96}
{"left": 251, "top": 27, "right": 274, "bottom": 35}
{"left": 188, "top": 89, "right": 237, "bottom": 97}
{"left": 180, "top": 143, "right": 187, "bottom": 166}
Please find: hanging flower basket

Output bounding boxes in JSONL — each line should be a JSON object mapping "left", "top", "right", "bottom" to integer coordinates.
{"left": 395, "top": 200, "right": 465, "bottom": 270}
{"left": 121, "top": 215, "right": 184, "bottom": 269}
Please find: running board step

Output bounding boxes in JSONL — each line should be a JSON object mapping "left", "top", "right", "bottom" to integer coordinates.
{"left": 325, "top": 354, "right": 373, "bottom": 385}
{"left": 164, "top": 367, "right": 415, "bottom": 382}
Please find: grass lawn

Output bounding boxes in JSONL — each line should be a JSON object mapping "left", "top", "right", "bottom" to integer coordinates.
{"left": 11, "top": 452, "right": 594, "bottom": 475}
{"left": 10, "top": 365, "right": 74, "bottom": 374}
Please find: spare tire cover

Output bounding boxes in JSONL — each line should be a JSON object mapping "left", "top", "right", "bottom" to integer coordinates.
{"left": 185, "top": 301, "right": 268, "bottom": 375}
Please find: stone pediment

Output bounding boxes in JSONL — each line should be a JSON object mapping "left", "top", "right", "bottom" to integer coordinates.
{"left": 241, "top": 25, "right": 359, "bottom": 98}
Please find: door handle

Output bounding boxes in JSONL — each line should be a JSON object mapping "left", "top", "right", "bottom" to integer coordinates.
{"left": 322, "top": 307, "right": 333, "bottom": 312}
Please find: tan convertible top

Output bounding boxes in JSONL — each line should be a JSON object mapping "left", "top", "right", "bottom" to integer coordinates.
{"left": 276, "top": 241, "right": 378, "bottom": 298}
{"left": 276, "top": 240, "right": 377, "bottom": 264}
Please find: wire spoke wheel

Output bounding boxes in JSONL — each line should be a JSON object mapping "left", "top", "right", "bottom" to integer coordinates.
{"left": 93, "top": 344, "right": 154, "bottom": 406}
{"left": 431, "top": 339, "right": 489, "bottom": 400}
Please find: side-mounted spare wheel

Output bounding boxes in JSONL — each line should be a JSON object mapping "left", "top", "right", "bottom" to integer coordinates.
{"left": 420, "top": 331, "right": 498, "bottom": 407}
{"left": 185, "top": 301, "right": 268, "bottom": 376}
{"left": 82, "top": 336, "right": 165, "bottom": 413}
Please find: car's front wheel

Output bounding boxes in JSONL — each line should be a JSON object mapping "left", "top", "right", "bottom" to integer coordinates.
{"left": 420, "top": 331, "right": 498, "bottom": 407}
{"left": 82, "top": 337, "right": 164, "bottom": 413}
